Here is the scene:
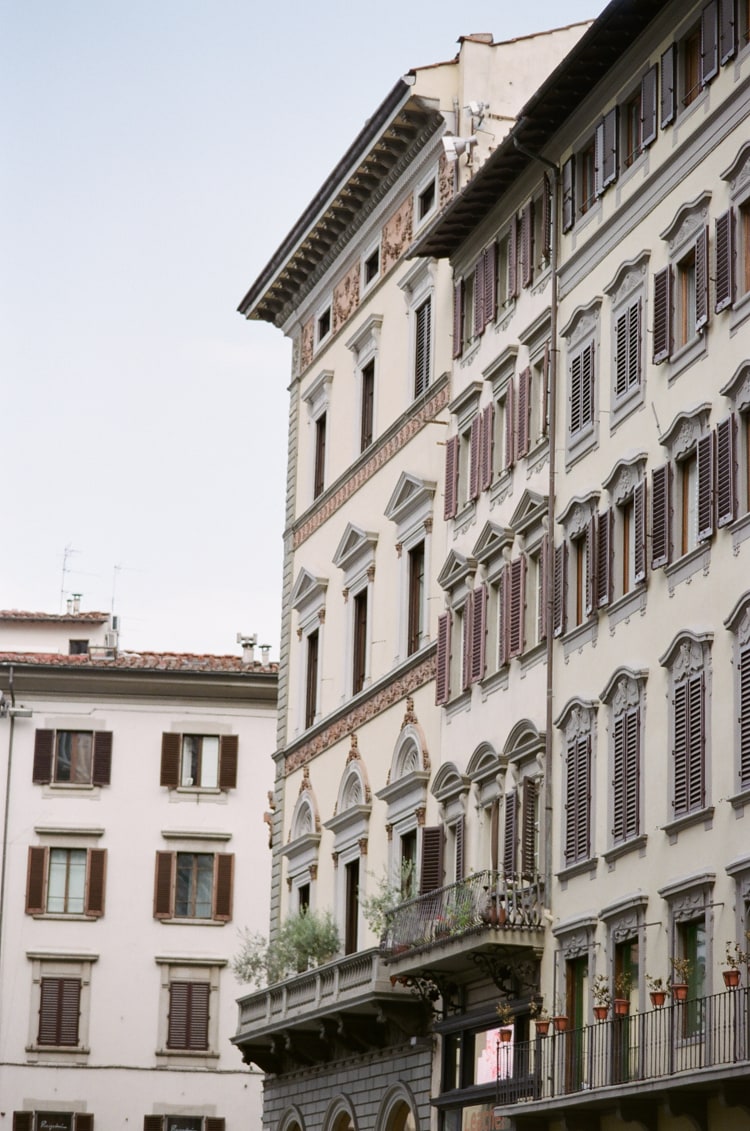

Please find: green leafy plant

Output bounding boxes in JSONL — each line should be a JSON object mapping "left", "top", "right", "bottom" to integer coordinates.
{"left": 359, "top": 860, "right": 414, "bottom": 938}
{"left": 725, "top": 940, "right": 750, "bottom": 969}
{"left": 646, "top": 974, "right": 667, "bottom": 993}
{"left": 232, "top": 908, "right": 340, "bottom": 988}
{"left": 614, "top": 969, "right": 633, "bottom": 998}
{"left": 496, "top": 1001, "right": 513, "bottom": 1026}
{"left": 669, "top": 955, "right": 691, "bottom": 984}
{"left": 592, "top": 973, "right": 612, "bottom": 1007}
{"left": 529, "top": 998, "right": 549, "bottom": 1021}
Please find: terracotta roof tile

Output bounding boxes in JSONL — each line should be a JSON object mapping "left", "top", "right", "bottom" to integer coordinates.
{"left": 0, "top": 650, "right": 277, "bottom": 675}
{"left": 0, "top": 609, "right": 109, "bottom": 623}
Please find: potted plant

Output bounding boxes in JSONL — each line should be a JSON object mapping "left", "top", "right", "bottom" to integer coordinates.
{"left": 723, "top": 941, "right": 748, "bottom": 988}
{"left": 646, "top": 974, "right": 668, "bottom": 1008}
{"left": 496, "top": 1001, "right": 514, "bottom": 1042}
{"left": 669, "top": 956, "right": 691, "bottom": 1001}
{"left": 591, "top": 973, "right": 611, "bottom": 1020}
{"left": 613, "top": 970, "right": 632, "bottom": 1015}
{"left": 551, "top": 996, "right": 569, "bottom": 1032}
{"left": 231, "top": 908, "right": 340, "bottom": 988}
{"left": 359, "top": 860, "right": 414, "bottom": 947}
{"left": 530, "top": 999, "right": 550, "bottom": 1037}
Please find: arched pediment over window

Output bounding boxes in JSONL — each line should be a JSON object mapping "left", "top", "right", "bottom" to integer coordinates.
{"left": 323, "top": 734, "right": 372, "bottom": 851}
{"left": 503, "top": 719, "right": 544, "bottom": 766}
{"left": 376, "top": 708, "right": 430, "bottom": 824}
{"left": 283, "top": 768, "right": 322, "bottom": 879}
{"left": 467, "top": 741, "right": 503, "bottom": 806}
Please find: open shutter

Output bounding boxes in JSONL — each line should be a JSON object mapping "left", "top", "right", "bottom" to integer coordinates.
{"left": 562, "top": 156, "right": 575, "bottom": 233}
{"left": 444, "top": 434, "right": 459, "bottom": 520}
{"left": 695, "top": 226, "right": 709, "bottom": 332}
{"left": 651, "top": 464, "right": 672, "bottom": 569}
{"left": 470, "top": 585, "right": 487, "bottom": 684}
{"left": 661, "top": 43, "right": 677, "bottom": 126}
{"left": 720, "top": 0, "right": 737, "bottom": 62}
{"left": 420, "top": 826, "right": 444, "bottom": 894}
{"left": 503, "top": 791, "right": 518, "bottom": 875}
{"left": 474, "top": 259, "right": 485, "bottom": 337}
{"left": 553, "top": 543, "right": 567, "bottom": 638}
{"left": 75, "top": 1116, "right": 94, "bottom": 1131}
{"left": 462, "top": 590, "right": 474, "bottom": 691}
{"left": 85, "top": 848, "right": 107, "bottom": 917}
{"left": 469, "top": 415, "right": 481, "bottom": 501}
{"left": 715, "top": 209, "right": 735, "bottom": 312}
{"left": 641, "top": 64, "right": 658, "bottom": 147}
{"left": 497, "top": 565, "right": 509, "bottom": 668}
{"left": 507, "top": 216, "right": 518, "bottom": 299}
{"left": 26, "top": 845, "right": 48, "bottom": 914}
{"left": 508, "top": 556, "right": 526, "bottom": 659}
{"left": 584, "top": 516, "right": 596, "bottom": 618}
{"left": 154, "top": 851, "right": 175, "bottom": 919}
{"left": 517, "top": 367, "right": 531, "bottom": 458}
{"left": 144, "top": 1119, "right": 164, "bottom": 1131}
{"left": 490, "top": 797, "right": 499, "bottom": 872}
{"left": 92, "top": 731, "right": 113, "bottom": 786}
{"left": 13, "top": 1117, "right": 34, "bottom": 1131}
{"left": 484, "top": 243, "right": 497, "bottom": 324}
{"left": 454, "top": 814, "right": 465, "bottom": 881}
{"left": 160, "top": 733, "right": 181, "bottom": 788}
{"left": 740, "top": 645, "right": 750, "bottom": 789}
{"left": 701, "top": 0, "right": 719, "bottom": 83}
{"left": 538, "top": 534, "right": 548, "bottom": 643}
{"left": 32, "top": 729, "right": 54, "bottom": 784}
{"left": 521, "top": 778, "right": 538, "bottom": 877}
{"left": 205, "top": 1121, "right": 226, "bottom": 1131}
{"left": 218, "top": 735, "right": 239, "bottom": 790}
{"left": 213, "top": 853, "right": 234, "bottom": 921}
{"left": 504, "top": 379, "right": 515, "bottom": 469}
{"left": 541, "top": 342, "right": 551, "bottom": 435}
{"left": 634, "top": 479, "right": 647, "bottom": 583}
{"left": 480, "top": 403, "right": 494, "bottom": 491}
{"left": 599, "top": 106, "right": 618, "bottom": 190}
{"left": 453, "top": 280, "right": 464, "bottom": 359}
{"left": 542, "top": 175, "right": 552, "bottom": 261}
{"left": 596, "top": 509, "right": 613, "bottom": 608}
{"left": 716, "top": 414, "right": 737, "bottom": 527}
{"left": 697, "top": 431, "right": 715, "bottom": 540}
{"left": 653, "top": 266, "right": 672, "bottom": 363}
{"left": 436, "top": 612, "right": 452, "bottom": 706}
{"left": 521, "top": 200, "right": 534, "bottom": 288}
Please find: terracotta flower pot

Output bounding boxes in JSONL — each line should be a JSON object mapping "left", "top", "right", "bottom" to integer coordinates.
{"left": 593, "top": 1005, "right": 609, "bottom": 1021}
{"left": 535, "top": 1019, "right": 550, "bottom": 1037}
{"left": 671, "top": 982, "right": 688, "bottom": 1001}
{"left": 552, "top": 1015, "right": 568, "bottom": 1032}
{"left": 649, "top": 990, "right": 666, "bottom": 1008}
{"left": 613, "top": 998, "right": 630, "bottom": 1016}
{"left": 723, "top": 968, "right": 741, "bottom": 989}
{"left": 499, "top": 1028, "right": 513, "bottom": 1043}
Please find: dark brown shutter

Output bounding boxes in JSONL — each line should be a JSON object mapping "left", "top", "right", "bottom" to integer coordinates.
{"left": 673, "top": 673, "right": 705, "bottom": 815}
{"left": 641, "top": 64, "right": 658, "bottom": 147}
{"left": 653, "top": 266, "right": 672, "bottom": 363}
{"left": 521, "top": 200, "right": 534, "bottom": 288}
{"left": 503, "top": 791, "right": 517, "bottom": 876}
{"left": 470, "top": 585, "right": 487, "bottom": 684}
{"left": 484, "top": 243, "right": 497, "bottom": 325}
{"left": 695, "top": 226, "right": 709, "bottom": 332}
{"left": 553, "top": 543, "right": 567, "bottom": 638}
{"left": 453, "top": 280, "right": 464, "bottom": 358}
{"left": 584, "top": 516, "right": 596, "bottom": 618}
{"left": 538, "top": 534, "right": 548, "bottom": 643}
{"left": 614, "top": 310, "right": 629, "bottom": 398}
{"left": 168, "top": 981, "right": 210, "bottom": 1050}
{"left": 419, "top": 826, "right": 444, "bottom": 894}
{"left": 454, "top": 814, "right": 465, "bottom": 881}
{"left": 542, "top": 174, "right": 552, "bottom": 261}
{"left": 697, "top": 431, "right": 715, "bottom": 540}
{"left": 521, "top": 778, "right": 538, "bottom": 877}
{"left": 461, "top": 590, "right": 474, "bottom": 691}
{"left": 13, "top": 1116, "right": 34, "bottom": 1131}
{"left": 508, "top": 556, "right": 526, "bottom": 659}
{"left": 32, "top": 729, "right": 55, "bottom": 784}
{"left": 213, "top": 853, "right": 234, "bottom": 921}
{"left": 205, "top": 1121, "right": 226, "bottom": 1131}
{"left": 634, "top": 479, "right": 647, "bottom": 583}
{"left": 562, "top": 156, "right": 575, "bottom": 233}
{"left": 517, "top": 367, "right": 531, "bottom": 458}
{"left": 596, "top": 509, "right": 613, "bottom": 608}
{"left": 615, "top": 300, "right": 641, "bottom": 393}
{"left": 541, "top": 342, "right": 551, "bottom": 436}
{"left": 480, "top": 403, "right": 494, "bottom": 491}
{"left": 143, "top": 1118, "right": 164, "bottom": 1131}
{"left": 86, "top": 848, "right": 107, "bottom": 917}
{"left": 715, "top": 209, "right": 735, "bottom": 312}
{"left": 497, "top": 565, "right": 508, "bottom": 668}
{"left": 701, "top": 0, "right": 719, "bottom": 82}
{"left": 444, "top": 434, "right": 459, "bottom": 520}
{"left": 504, "top": 379, "right": 515, "bottom": 468}
{"left": 160, "top": 733, "right": 181, "bottom": 788}
{"left": 92, "top": 731, "right": 113, "bottom": 786}
{"left": 154, "top": 851, "right": 175, "bottom": 918}
{"left": 565, "top": 734, "right": 591, "bottom": 864}
{"left": 613, "top": 707, "right": 640, "bottom": 842}
{"left": 716, "top": 414, "right": 737, "bottom": 526}
{"left": 508, "top": 216, "right": 518, "bottom": 299}
{"left": 218, "top": 735, "right": 239, "bottom": 790}
{"left": 651, "top": 463, "right": 672, "bottom": 569}
{"left": 414, "top": 297, "right": 432, "bottom": 397}
{"left": 39, "top": 976, "right": 81, "bottom": 1045}
{"left": 474, "top": 259, "right": 485, "bottom": 337}
{"left": 75, "top": 1115, "right": 94, "bottom": 1131}
{"left": 571, "top": 341, "right": 594, "bottom": 433}
{"left": 740, "top": 645, "right": 750, "bottom": 789}
{"left": 490, "top": 797, "right": 499, "bottom": 872}
{"left": 469, "top": 414, "right": 481, "bottom": 501}
{"left": 661, "top": 43, "right": 676, "bottom": 127}
{"left": 720, "top": 0, "right": 737, "bottom": 62}
{"left": 598, "top": 106, "right": 618, "bottom": 190}
{"left": 26, "top": 845, "right": 48, "bottom": 914}
{"left": 436, "top": 612, "right": 452, "bottom": 706}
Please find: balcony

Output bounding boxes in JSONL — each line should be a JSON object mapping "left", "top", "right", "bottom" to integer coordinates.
{"left": 492, "top": 988, "right": 750, "bottom": 1125}
{"left": 233, "top": 947, "right": 430, "bottom": 1073}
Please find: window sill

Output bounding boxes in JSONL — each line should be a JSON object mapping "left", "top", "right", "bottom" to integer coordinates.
{"left": 452, "top": 500, "right": 477, "bottom": 538}
{"left": 557, "top": 857, "right": 598, "bottom": 883}
{"left": 730, "top": 509, "right": 750, "bottom": 553}
{"left": 489, "top": 468, "right": 514, "bottom": 508}
{"left": 607, "top": 583, "right": 647, "bottom": 629}
{"left": 526, "top": 436, "right": 550, "bottom": 476}
{"left": 156, "top": 1048, "right": 219, "bottom": 1060}
{"left": 562, "top": 616, "right": 598, "bottom": 657}
{"left": 729, "top": 287, "right": 750, "bottom": 335}
{"left": 603, "top": 834, "right": 648, "bottom": 866}
{"left": 729, "top": 787, "right": 750, "bottom": 811}
{"left": 444, "top": 688, "right": 472, "bottom": 719}
{"left": 26, "top": 1044, "right": 90, "bottom": 1061}
{"left": 520, "top": 639, "right": 546, "bottom": 673}
{"left": 479, "top": 666, "right": 510, "bottom": 699}
{"left": 459, "top": 339, "right": 481, "bottom": 368}
{"left": 662, "top": 806, "right": 714, "bottom": 842}
{"left": 566, "top": 421, "right": 598, "bottom": 469}
{"left": 611, "top": 380, "right": 645, "bottom": 431}
{"left": 575, "top": 198, "right": 603, "bottom": 237}
{"left": 31, "top": 913, "right": 99, "bottom": 922}
{"left": 666, "top": 331, "right": 706, "bottom": 383}
{"left": 664, "top": 542, "right": 710, "bottom": 591}
{"left": 158, "top": 917, "right": 227, "bottom": 927}
{"left": 42, "top": 783, "right": 97, "bottom": 794}
{"left": 495, "top": 299, "right": 516, "bottom": 332}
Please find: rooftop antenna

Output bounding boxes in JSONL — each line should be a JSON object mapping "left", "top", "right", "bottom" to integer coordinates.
{"left": 59, "top": 544, "right": 79, "bottom": 613}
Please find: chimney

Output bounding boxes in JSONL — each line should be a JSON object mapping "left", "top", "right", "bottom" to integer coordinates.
{"left": 260, "top": 644, "right": 271, "bottom": 665}
{"left": 236, "top": 633, "right": 257, "bottom": 664}
{"left": 71, "top": 593, "right": 81, "bottom": 614}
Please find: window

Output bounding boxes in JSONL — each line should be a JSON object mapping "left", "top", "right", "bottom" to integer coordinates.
{"left": 363, "top": 245, "right": 380, "bottom": 288}
{"left": 352, "top": 588, "right": 368, "bottom": 695}
{"left": 305, "top": 628, "right": 319, "bottom": 728}
{"left": 653, "top": 200, "right": 709, "bottom": 365}
{"left": 717, "top": 145, "right": 750, "bottom": 313}
{"left": 68, "top": 639, "right": 88, "bottom": 655}
{"left": 160, "top": 733, "right": 238, "bottom": 790}
{"left": 32, "top": 729, "right": 112, "bottom": 787}
{"left": 360, "top": 358, "right": 375, "bottom": 450}
{"left": 726, "top": 592, "right": 750, "bottom": 796}
{"left": 13, "top": 1115, "right": 94, "bottom": 1131}
{"left": 314, "top": 412, "right": 327, "bottom": 498}
{"left": 156, "top": 959, "right": 222, "bottom": 1061}
{"left": 38, "top": 977, "right": 81, "bottom": 1046}
{"left": 153, "top": 851, "right": 234, "bottom": 921}
{"left": 682, "top": 23, "right": 702, "bottom": 106}
{"left": 601, "top": 459, "right": 647, "bottom": 603}
{"left": 27, "top": 953, "right": 95, "bottom": 1058}
{"left": 562, "top": 299, "right": 601, "bottom": 463}
{"left": 26, "top": 846, "right": 106, "bottom": 917}
{"left": 168, "top": 980, "right": 210, "bottom": 1050}
{"left": 601, "top": 670, "right": 646, "bottom": 849}
{"left": 569, "top": 342, "right": 595, "bottom": 439}
{"left": 144, "top": 1119, "right": 225, "bottom": 1131}
{"left": 316, "top": 304, "right": 331, "bottom": 345}
{"left": 651, "top": 407, "right": 714, "bottom": 570}
{"left": 677, "top": 919, "right": 706, "bottom": 1034}
{"left": 660, "top": 632, "right": 712, "bottom": 825}
{"left": 557, "top": 699, "right": 597, "bottom": 870}
{"left": 407, "top": 541, "right": 425, "bottom": 655}
{"left": 579, "top": 138, "right": 596, "bottom": 216}
{"left": 414, "top": 296, "right": 432, "bottom": 397}
{"left": 556, "top": 497, "right": 597, "bottom": 631}
{"left": 523, "top": 538, "right": 547, "bottom": 650}
{"left": 503, "top": 777, "right": 539, "bottom": 878}
{"left": 344, "top": 857, "right": 359, "bottom": 954}
{"left": 417, "top": 178, "right": 436, "bottom": 223}
{"left": 436, "top": 611, "right": 452, "bottom": 705}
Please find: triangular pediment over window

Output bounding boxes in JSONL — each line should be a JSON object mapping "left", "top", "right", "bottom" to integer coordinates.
{"left": 291, "top": 569, "right": 328, "bottom": 616}
{"left": 384, "top": 472, "right": 436, "bottom": 529}
{"left": 333, "top": 523, "right": 379, "bottom": 575}
{"left": 472, "top": 521, "right": 513, "bottom": 566}
{"left": 509, "top": 490, "right": 547, "bottom": 537}
{"left": 437, "top": 550, "right": 475, "bottom": 592}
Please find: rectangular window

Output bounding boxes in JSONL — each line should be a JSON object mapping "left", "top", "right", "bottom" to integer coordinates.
{"left": 160, "top": 733, "right": 238, "bottom": 790}
{"left": 676, "top": 247, "right": 697, "bottom": 347}
{"left": 316, "top": 306, "right": 331, "bottom": 343}
{"left": 363, "top": 246, "right": 380, "bottom": 286}
{"left": 614, "top": 300, "right": 641, "bottom": 399}
{"left": 352, "top": 589, "right": 368, "bottom": 694}
{"left": 154, "top": 851, "right": 234, "bottom": 921}
{"left": 344, "top": 858, "right": 359, "bottom": 954}
{"left": 613, "top": 706, "right": 640, "bottom": 842}
{"left": 678, "top": 451, "right": 699, "bottom": 556}
{"left": 26, "top": 846, "right": 106, "bottom": 918}
{"left": 564, "top": 734, "right": 591, "bottom": 865}
{"left": 673, "top": 671, "right": 705, "bottom": 817}
{"left": 180, "top": 735, "right": 219, "bottom": 789}
{"left": 68, "top": 639, "right": 89, "bottom": 655}
{"left": 414, "top": 297, "right": 432, "bottom": 397}
{"left": 624, "top": 90, "right": 642, "bottom": 167}
{"left": 579, "top": 140, "right": 596, "bottom": 215}
{"left": 167, "top": 981, "right": 210, "bottom": 1050}
{"left": 176, "top": 853, "right": 214, "bottom": 919}
{"left": 314, "top": 413, "right": 326, "bottom": 499}
{"left": 417, "top": 179, "right": 436, "bottom": 222}
{"left": 38, "top": 977, "right": 81, "bottom": 1046}
{"left": 305, "top": 629, "right": 319, "bottom": 729}
{"left": 683, "top": 24, "right": 702, "bottom": 106}
{"left": 569, "top": 341, "right": 595, "bottom": 436}
{"left": 407, "top": 542, "right": 425, "bottom": 656}
{"left": 360, "top": 359, "right": 375, "bottom": 451}
{"left": 677, "top": 919, "right": 706, "bottom": 1035}
{"left": 47, "top": 848, "right": 86, "bottom": 914}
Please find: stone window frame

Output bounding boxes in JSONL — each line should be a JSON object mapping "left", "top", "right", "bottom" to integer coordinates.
{"left": 517, "top": 308, "right": 552, "bottom": 467}
{"left": 600, "top": 452, "right": 648, "bottom": 624}
{"left": 26, "top": 950, "right": 98, "bottom": 1061}
{"left": 652, "top": 191, "right": 711, "bottom": 380}
{"left": 333, "top": 523, "right": 379, "bottom": 698}
{"left": 302, "top": 369, "right": 334, "bottom": 505}
{"left": 436, "top": 551, "right": 477, "bottom": 711}
{"left": 324, "top": 736, "right": 372, "bottom": 946}
{"left": 446, "top": 380, "right": 483, "bottom": 528}
{"left": 501, "top": 720, "right": 544, "bottom": 881}
{"left": 658, "top": 630, "right": 714, "bottom": 839}
{"left": 471, "top": 521, "right": 514, "bottom": 690}
{"left": 346, "top": 314, "right": 383, "bottom": 457}
{"left": 283, "top": 771, "right": 322, "bottom": 907}
{"left": 291, "top": 569, "right": 328, "bottom": 737}
{"left": 384, "top": 472, "right": 436, "bottom": 663}
{"left": 467, "top": 742, "right": 506, "bottom": 873}
{"left": 556, "top": 490, "right": 600, "bottom": 654}
{"left": 375, "top": 720, "right": 430, "bottom": 885}
{"left": 155, "top": 955, "right": 225, "bottom": 1064}
{"left": 657, "top": 870, "right": 716, "bottom": 997}
{"left": 487, "top": 345, "right": 519, "bottom": 508}
{"left": 398, "top": 259, "right": 436, "bottom": 403}
{"left": 552, "top": 914, "right": 598, "bottom": 1017}
{"left": 599, "top": 891, "right": 649, "bottom": 1013}
{"left": 375, "top": 1083, "right": 420, "bottom": 1131}
{"left": 431, "top": 761, "right": 470, "bottom": 883}
{"left": 653, "top": 401, "right": 713, "bottom": 590}
{"left": 719, "top": 360, "right": 750, "bottom": 552}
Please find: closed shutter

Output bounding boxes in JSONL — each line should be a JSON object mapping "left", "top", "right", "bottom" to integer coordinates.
{"left": 661, "top": 43, "right": 677, "bottom": 127}
{"left": 168, "top": 981, "right": 210, "bottom": 1050}
{"left": 695, "top": 226, "right": 709, "bottom": 332}
{"left": 504, "top": 380, "right": 515, "bottom": 469}
{"left": 436, "top": 612, "right": 452, "bottom": 705}
{"left": 470, "top": 585, "right": 487, "bottom": 685}
{"left": 521, "top": 200, "right": 534, "bottom": 288}
{"left": 562, "top": 156, "right": 575, "bottom": 233}
{"left": 143, "top": 1118, "right": 164, "bottom": 1131}
{"left": 154, "top": 851, "right": 175, "bottom": 918}
{"left": 701, "top": 0, "right": 719, "bottom": 83}
{"left": 453, "top": 280, "right": 464, "bottom": 359}
{"left": 503, "top": 791, "right": 517, "bottom": 876}
{"left": 160, "top": 733, "right": 181, "bottom": 788}
{"left": 92, "top": 731, "right": 113, "bottom": 786}
{"left": 32, "top": 729, "right": 55, "bottom": 784}
{"left": 454, "top": 814, "right": 465, "bottom": 881}
{"left": 213, "top": 853, "right": 234, "bottom": 921}
{"left": 720, "top": 0, "right": 737, "bottom": 62}
{"left": 521, "top": 778, "right": 538, "bottom": 877}
{"left": 462, "top": 591, "right": 474, "bottom": 691}
{"left": 484, "top": 243, "right": 497, "bottom": 325}
{"left": 740, "top": 645, "right": 750, "bottom": 789}
{"left": 218, "top": 735, "right": 239, "bottom": 790}
{"left": 596, "top": 508, "right": 612, "bottom": 608}
{"left": 497, "top": 565, "right": 508, "bottom": 668}
{"left": 585, "top": 516, "right": 596, "bottom": 618}
{"left": 634, "top": 480, "right": 647, "bottom": 583}
{"left": 565, "top": 735, "right": 590, "bottom": 864}
{"left": 508, "top": 556, "right": 525, "bottom": 659}
{"left": 85, "top": 848, "right": 107, "bottom": 917}
{"left": 26, "top": 845, "right": 48, "bottom": 913}
{"left": 490, "top": 797, "right": 499, "bottom": 872}
{"left": 697, "top": 431, "right": 715, "bottom": 541}
{"left": 414, "top": 298, "right": 432, "bottom": 397}
{"left": 39, "top": 976, "right": 81, "bottom": 1045}
{"left": 444, "top": 434, "right": 459, "bottom": 520}
{"left": 13, "top": 1116, "right": 34, "bottom": 1131}
{"left": 628, "top": 300, "right": 642, "bottom": 389}
{"left": 508, "top": 216, "right": 518, "bottom": 299}
{"left": 653, "top": 266, "right": 672, "bottom": 363}
{"left": 419, "top": 826, "right": 444, "bottom": 894}
{"left": 75, "top": 1115, "right": 94, "bottom": 1131}
{"left": 542, "top": 174, "right": 552, "bottom": 261}
{"left": 480, "top": 403, "right": 494, "bottom": 491}
{"left": 571, "top": 342, "right": 594, "bottom": 433}
{"left": 641, "top": 64, "right": 658, "bottom": 147}
{"left": 517, "top": 367, "right": 531, "bottom": 457}
{"left": 474, "top": 259, "right": 485, "bottom": 337}
{"left": 687, "top": 672, "right": 706, "bottom": 811}
{"left": 598, "top": 106, "right": 618, "bottom": 190}
{"left": 205, "top": 1121, "right": 226, "bottom": 1131}
{"left": 716, "top": 414, "right": 737, "bottom": 526}
{"left": 651, "top": 464, "right": 672, "bottom": 569}
{"left": 673, "top": 674, "right": 705, "bottom": 815}
{"left": 614, "top": 309, "right": 629, "bottom": 398}
{"left": 715, "top": 209, "right": 735, "bottom": 312}
{"left": 469, "top": 415, "right": 481, "bottom": 501}
{"left": 613, "top": 707, "right": 640, "bottom": 842}
{"left": 553, "top": 543, "right": 567, "bottom": 638}
{"left": 570, "top": 351, "right": 582, "bottom": 434}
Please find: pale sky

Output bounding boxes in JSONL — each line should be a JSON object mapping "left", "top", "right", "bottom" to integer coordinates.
{"left": 1, "top": 0, "right": 599, "bottom": 658}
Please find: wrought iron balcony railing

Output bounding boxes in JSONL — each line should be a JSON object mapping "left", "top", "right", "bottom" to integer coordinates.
{"left": 493, "top": 986, "right": 750, "bottom": 1114}
{"left": 380, "top": 869, "right": 544, "bottom": 959}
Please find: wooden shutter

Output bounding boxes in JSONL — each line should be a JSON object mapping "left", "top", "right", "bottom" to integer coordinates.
{"left": 480, "top": 403, "right": 494, "bottom": 491}
{"left": 474, "top": 258, "right": 485, "bottom": 336}
{"left": 596, "top": 509, "right": 613, "bottom": 608}
{"left": 213, "top": 853, "right": 234, "bottom": 920}
{"left": 13, "top": 1117, "right": 34, "bottom": 1131}
{"left": 32, "top": 729, "right": 55, "bottom": 784}
{"left": 565, "top": 735, "right": 590, "bottom": 864}
{"left": 661, "top": 43, "right": 677, "bottom": 127}
{"left": 453, "top": 280, "right": 464, "bottom": 359}
{"left": 504, "top": 379, "right": 515, "bottom": 469}
{"left": 716, "top": 414, "right": 737, "bottom": 526}
{"left": 553, "top": 543, "right": 567, "bottom": 637}
{"left": 615, "top": 300, "right": 641, "bottom": 394}
{"left": 26, "top": 845, "right": 48, "bottom": 914}
{"left": 143, "top": 1119, "right": 164, "bottom": 1131}
{"left": 628, "top": 301, "right": 642, "bottom": 389}
{"left": 541, "top": 342, "right": 551, "bottom": 436}
{"left": 641, "top": 64, "right": 658, "bottom": 147}
{"left": 673, "top": 673, "right": 705, "bottom": 815}
{"left": 517, "top": 367, "right": 531, "bottom": 458}
{"left": 613, "top": 707, "right": 640, "bottom": 842}
{"left": 701, "top": 0, "right": 719, "bottom": 83}
{"left": 414, "top": 298, "right": 431, "bottom": 397}
{"left": 653, "top": 266, "right": 672, "bottom": 363}
{"left": 634, "top": 479, "right": 647, "bottom": 583}
{"left": 720, "top": 0, "right": 737, "bottom": 62}
{"left": 39, "top": 976, "right": 80, "bottom": 1045}
{"left": 490, "top": 797, "right": 499, "bottom": 872}
{"left": 651, "top": 463, "right": 672, "bottom": 569}
{"left": 469, "top": 415, "right": 481, "bottom": 501}
{"left": 715, "top": 209, "right": 735, "bottom": 312}
{"left": 521, "top": 778, "right": 538, "bottom": 877}
{"left": 695, "top": 226, "right": 709, "bottom": 332}
{"left": 154, "top": 851, "right": 175, "bottom": 918}
{"left": 584, "top": 516, "right": 596, "bottom": 617}
{"left": 205, "top": 1121, "right": 226, "bottom": 1131}
{"left": 571, "top": 341, "right": 594, "bottom": 433}
{"left": 462, "top": 590, "right": 474, "bottom": 691}
{"left": 497, "top": 565, "right": 508, "bottom": 668}
{"left": 444, "top": 434, "right": 459, "bottom": 520}
{"left": 508, "top": 216, "right": 518, "bottom": 299}
{"left": 570, "top": 351, "right": 582, "bottom": 434}
{"left": 92, "top": 731, "right": 113, "bottom": 786}
{"left": 503, "top": 791, "right": 517, "bottom": 876}
{"left": 697, "top": 431, "right": 715, "bottom": 540}
{"left": 454, "top": 814, "right": 465, "bottom": 881}
{"left": 168, "top": 981, "right": 210, "bottom": 1050}
{"left": 160, "top": 733, "right": 181, "bottom": 788}
{"left": 740, "top": 645, "right": 750, "bottom": 789}
{"left": 508, "top": 556, "right": 526, "bottom": 659}
{"left": 538, "top": 534, "right": 548, "bottom": 643}
{"left": 218, "top": 734, "right": 239, "bottom": 790}
{"left": 419, "top": 826, "right": 444, "bottom": 894}
{"left": 470, "top": 585, "right": 487, "bottom": 684}
{"left": 598, "top": 106, "right": 618, "bottom": 190}
{"left": 562, "top": 156, "right": 575, "bottom": 233}
{"left": 484, "top": 243, "right": 497, "bottom": 325}
{"left": 75, "top": 1115, "right": 94, "bottom": 1131}
{"left": 614, "top": 310, "right": 629, "bottom": 398}
{"left": 541, "top": 175, "right": 552, "bottom": 261}
{"left": 436, "top": 612, "right": 452, "bottom": 705}
{"left": 521, "top": 200, "right": 534, "bottom": 288}
{"left": 85, "top": 848, "right": 107, "bottom": 917}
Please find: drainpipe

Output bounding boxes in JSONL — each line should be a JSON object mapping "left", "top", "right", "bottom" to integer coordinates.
{"left": 0, "top": 668, "right": 16, "bottom": 1004}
